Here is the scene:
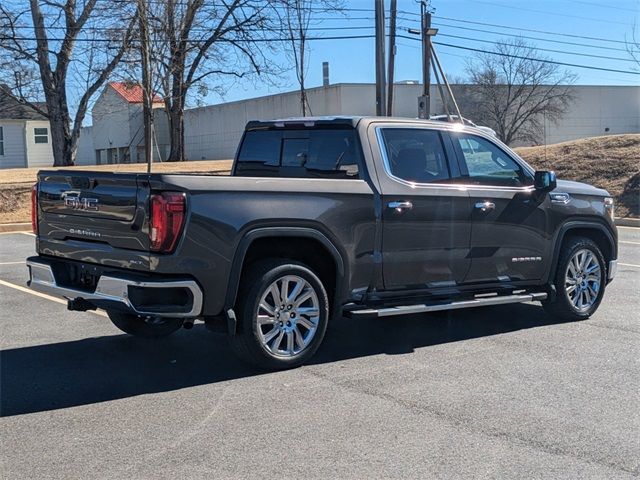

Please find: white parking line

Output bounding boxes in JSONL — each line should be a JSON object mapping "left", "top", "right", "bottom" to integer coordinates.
{"left": 619, "top": 262, "right": 640, "bottom": 269}
{"left": 620, "top": 241, "right": 640, "bottom": 245}
{"left": 0, "top": 261, "right": 25, "bottom": 265}
{"left": 0, "top": 231, "right": 34, "bottom": 236}
{"left": 0, "top": 278, "right": 107, "bottom": 317}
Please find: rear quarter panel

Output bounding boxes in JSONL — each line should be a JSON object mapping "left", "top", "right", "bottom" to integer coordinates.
{"left": 148, "top": 175, "right": 377, "bottom": 316}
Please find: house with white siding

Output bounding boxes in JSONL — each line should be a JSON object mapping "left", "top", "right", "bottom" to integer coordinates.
{"left": 0, "top": 84, "right": 54, "bottom": 169}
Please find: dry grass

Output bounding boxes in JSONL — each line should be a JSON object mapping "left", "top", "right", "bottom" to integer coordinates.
{"left": 514, "top": 134, "right": 639, "bottom": 218}
{"left": 1, "top": 134, "right": 638, "bottom": 224}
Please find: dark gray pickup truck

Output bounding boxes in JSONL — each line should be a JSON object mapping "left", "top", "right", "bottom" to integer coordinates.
{"left": 27, "top": 116, "right": 618, "bottom": 369}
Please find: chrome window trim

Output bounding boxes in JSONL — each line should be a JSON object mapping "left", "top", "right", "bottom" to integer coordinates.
{"left": 374, "top": 126, "right": 536, "bottom": 193}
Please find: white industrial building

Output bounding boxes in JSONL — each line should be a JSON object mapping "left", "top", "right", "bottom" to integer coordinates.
{"left": 20, "top": 81, "right": 638, "bottom": 167}
{"left": 182, "top": 83, "right": 640, "bottom": 161}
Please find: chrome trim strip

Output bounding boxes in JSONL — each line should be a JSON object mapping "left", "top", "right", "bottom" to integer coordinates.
{"left": 374, "top": 126, "right": 536, "bottom": 192}
{"left": 27, "top": 260, "right": 203, "bottom": 318}
{"left": 608, "top": 259, "right": 617, "bottom": 280}
{"left": 349, "top": 292, "right": 548, "bottom": 318}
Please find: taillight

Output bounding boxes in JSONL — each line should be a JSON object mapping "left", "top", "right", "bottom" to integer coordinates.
{"left": 31, "top": 184, "right": 38, "bottom": 234}
{"left": 149, "top": 192, "right": 186, "bottom": 253}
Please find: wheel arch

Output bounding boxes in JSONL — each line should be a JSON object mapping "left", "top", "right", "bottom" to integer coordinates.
{"left": 224, "top": 227, "right": 346, "bottom": 314}
{"left": 548, "top": 220, "right": 617, "bottom": 281}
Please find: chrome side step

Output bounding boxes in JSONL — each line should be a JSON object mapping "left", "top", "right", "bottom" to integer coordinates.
{"left": 347, "top": 292, "right": 548, "bottom": 318}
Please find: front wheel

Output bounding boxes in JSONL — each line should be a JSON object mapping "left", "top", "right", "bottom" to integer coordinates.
{"left": 543, "top": 237, "right": 606, "bottom": 321}
{"left": 107, "top": 311, "right": 184, "bottom": 338}
{"left": 229, "top": 260, "right": 329, "bottom": 370}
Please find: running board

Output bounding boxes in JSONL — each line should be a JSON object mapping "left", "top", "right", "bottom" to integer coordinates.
{"left": 346, "top": 292, "right": 548, "bottom": 318}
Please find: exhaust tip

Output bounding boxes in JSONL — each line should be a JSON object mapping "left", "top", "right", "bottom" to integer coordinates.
{"left": 182, "top": 319, "right": 195, "bottom": 330}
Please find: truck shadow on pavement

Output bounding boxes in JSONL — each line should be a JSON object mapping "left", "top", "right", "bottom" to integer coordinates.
{"left": 1, "top": 303, "right": 568, "bottom": 417}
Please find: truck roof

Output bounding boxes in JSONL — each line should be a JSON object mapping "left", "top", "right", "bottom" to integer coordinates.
{"left": 245, "top": 116, "right": 460, "bottom": 131}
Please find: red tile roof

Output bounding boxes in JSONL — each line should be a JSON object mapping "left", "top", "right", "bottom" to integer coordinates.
{"left": 109, "top": 82, "right": 163, "bottom": 104}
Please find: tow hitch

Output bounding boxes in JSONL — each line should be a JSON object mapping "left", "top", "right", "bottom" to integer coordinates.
{"left": 67, "top": 298, "right": 97, "bottom": 312}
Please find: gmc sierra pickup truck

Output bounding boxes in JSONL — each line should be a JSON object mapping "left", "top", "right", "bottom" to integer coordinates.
{"left": 27, "top": 117, "right": 618, "bottom": 369}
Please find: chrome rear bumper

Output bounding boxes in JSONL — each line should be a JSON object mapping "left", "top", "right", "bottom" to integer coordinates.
{"left": 27, "top": 259, "right": 203, "bottom": 318}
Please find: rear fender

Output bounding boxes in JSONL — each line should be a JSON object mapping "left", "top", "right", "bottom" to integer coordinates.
{"left": 224, "top": 227, "right": 346, "bottom": 312}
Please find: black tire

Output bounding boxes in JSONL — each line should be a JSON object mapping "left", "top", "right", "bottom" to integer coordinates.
{"left": 543, "top": 236, "right": 607, "bottom": 321}
{"left": 229, "top": 259, "right": 329, "bottom": 370}
{"left": 107, "top": 311, "right": 184, "bottom": 338}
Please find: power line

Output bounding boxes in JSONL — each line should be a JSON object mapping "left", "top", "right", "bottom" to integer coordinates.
{"left": 399, "top": 36, "right": 639, "bottom": 75}
{"left": 471, "top": 1, "right": 631, "bottom": 26}
{"left": 399, "top": 29, "right": 636, "bottom": 63}
{"left": 427, "top": 21, "right": 630, "bottom": 53}
{"left": 435, "top": 15, "right": 631, "bottom": 45}
{"left": 9, "top": 24, "right": 379, "bottom": 33}
{"left": 13, "top": 17, "right": 632, "bottom": 63}
{"left": 0, "top": 33, "right": 377, "bottom": 43}
{"left": 398, "top": 11, "right": 631, "bottom": 45}
{"left": 5, "top": 30, "right": 638, "bottom": 74}
{"left": 571, "top": 1, "right": 639, "bottom": 13}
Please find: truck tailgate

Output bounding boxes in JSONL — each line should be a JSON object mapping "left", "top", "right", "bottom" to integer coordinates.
{"left": 36, "top": 170, "right": 150, "bottom": 253}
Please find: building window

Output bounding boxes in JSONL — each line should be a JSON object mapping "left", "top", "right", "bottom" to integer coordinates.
{"left": 0, "top": 126, "right": 4, "bottom": 155}
{"left": 34, "top": 127, "right": 49, "bottom": 144}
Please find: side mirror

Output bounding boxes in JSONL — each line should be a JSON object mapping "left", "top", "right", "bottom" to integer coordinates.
{"left": 534, "top": 170, "right": 556, "bottom": 192}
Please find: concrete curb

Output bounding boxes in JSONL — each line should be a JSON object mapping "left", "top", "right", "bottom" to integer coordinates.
{"left": 0, "top": 223, "right": 31, "bottom": 233}
{"left": 615, "top": 217, "right": 640, "bottom": 228}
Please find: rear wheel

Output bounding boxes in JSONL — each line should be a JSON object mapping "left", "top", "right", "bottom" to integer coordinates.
{"left": 229, "top": 260, "right": 329, "bottom": 370}
{"left": 107, "top": 311, "right": 184, "bottom": 338}
{"left": 543, "top": 237, "right": 606, "bottom": 321}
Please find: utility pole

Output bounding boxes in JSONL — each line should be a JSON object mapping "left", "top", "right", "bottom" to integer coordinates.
{"left": 137, "top": 0, "right": 154, "bottom": 173}
{"left": 386, "top": 0, "right": 397, "bottom": 116}
{"left": 418, "top": 1, "right": 432, "bottom": 119}
{"left": 374, "top": 0, "right": 386, "bottom": 116}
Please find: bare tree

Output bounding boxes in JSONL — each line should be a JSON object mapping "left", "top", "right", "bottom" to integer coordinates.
{"left": 139, "top": 0, "right": 284, "bottom": 162}
{"left": 627, "top": 24, "right": 640, "bottom": 70}
{"left": 465, "top": 38, "right": 576, "bottom": 145}
{"left": 283, "top": 0, "right": 312, "bottom": 116}
{"left": 279, "top": 0, "right": 341, "bottom": 116}
{"left": 0, "top": 1, "right": 136, "bottom": 166}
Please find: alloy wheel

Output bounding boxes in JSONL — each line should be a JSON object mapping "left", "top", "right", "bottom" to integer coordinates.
{"left": 564, "top": 248, "right": 602, "bottom": 312}
{"left": 255, "top": 275, "right": 321, "bottom": 358}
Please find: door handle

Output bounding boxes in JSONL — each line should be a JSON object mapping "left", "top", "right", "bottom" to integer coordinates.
{"left": 388, "top": 201, "right": 413, "bottom": 212}
{"left": 474, "top": 201, "right": 495, "bottom": 212}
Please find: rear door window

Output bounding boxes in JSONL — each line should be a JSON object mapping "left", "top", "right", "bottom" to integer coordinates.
{"left": 235, "top": 129, "right": 362, "bottom": 179}
{"left": 379, "top": 128, "right": 452, "bottom": 183}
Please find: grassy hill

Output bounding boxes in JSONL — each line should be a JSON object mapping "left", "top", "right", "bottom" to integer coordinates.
{"left": 515, "top": 134, "right": 639, "bottom": 218}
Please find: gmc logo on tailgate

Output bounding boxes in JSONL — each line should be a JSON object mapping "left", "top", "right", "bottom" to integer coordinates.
{"left": 62, "top": 191, "right": 99, "bottom": 211}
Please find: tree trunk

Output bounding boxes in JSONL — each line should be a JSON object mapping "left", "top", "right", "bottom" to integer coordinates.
{"left": 47, "top": 94, "right": 75, "bottom": 166}
{"left": 167, "top": 104, "right": 185, "bottom": 161}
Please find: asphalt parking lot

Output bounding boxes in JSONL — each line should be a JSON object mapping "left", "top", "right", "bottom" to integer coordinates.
{"left": 1, "top": 229, "right": 639, "bottom": 479}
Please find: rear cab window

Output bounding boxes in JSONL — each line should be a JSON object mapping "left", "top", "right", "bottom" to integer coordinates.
{"left": 235, "top": 128, "right": 362, "bottom": 179}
